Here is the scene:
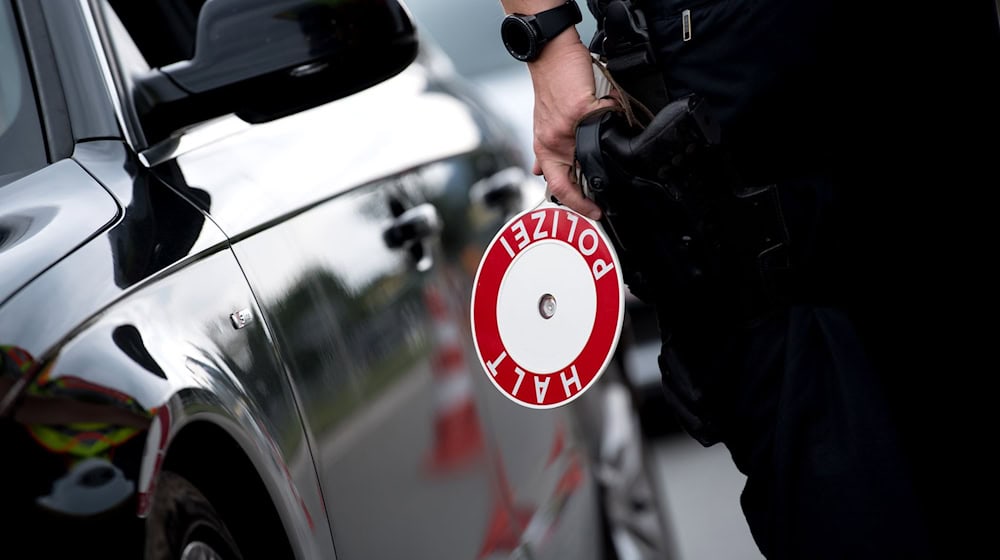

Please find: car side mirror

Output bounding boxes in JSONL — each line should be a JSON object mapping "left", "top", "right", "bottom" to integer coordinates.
{"left": 133, "top": 0, "right": 418, "bottom": 148}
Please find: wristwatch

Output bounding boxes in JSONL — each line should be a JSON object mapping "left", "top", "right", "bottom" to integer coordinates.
{"left": 500, "top": 1, "right": 583, "bottom": 62}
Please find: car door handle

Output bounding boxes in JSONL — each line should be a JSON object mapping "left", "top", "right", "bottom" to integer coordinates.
{"left": 382, "top": 203, "right": 441, "bottom": 249}
{"left": 469, "top": 167, "right": 526, "bottom": 211}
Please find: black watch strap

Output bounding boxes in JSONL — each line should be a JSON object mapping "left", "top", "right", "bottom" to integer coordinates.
{"left": 534, "top": 1, "right": 583, "bottom": 41}
{"left": 502, "top": 1, "right": 584, "bottom": 61}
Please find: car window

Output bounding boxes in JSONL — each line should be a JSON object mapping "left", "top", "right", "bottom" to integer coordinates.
{"left": 0, "top": 1, "right": 48, "bottom": 185}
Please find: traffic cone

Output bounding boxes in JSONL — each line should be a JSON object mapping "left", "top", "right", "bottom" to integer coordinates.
{"left": 477, "top": 455, "right": 536, "bottom": 559}
{"left": 424, "top": 285, "right": 484, "bottom": 474}
{"left": 554, "top": 455, "right": 584, "bottom": 498}
{"left": 546, "top": 421, "right": 566, "bottom": 468}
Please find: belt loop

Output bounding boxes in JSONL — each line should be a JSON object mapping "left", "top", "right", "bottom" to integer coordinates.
{"left": 599, "top": 0, "right": 670, "bottom": 113}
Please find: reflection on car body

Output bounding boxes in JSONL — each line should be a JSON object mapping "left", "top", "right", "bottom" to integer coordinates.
{"left": 0, "top": 1, "right": 676, "bottom": 559}
{"left": 405, "top": 0, "right": 679, "bottom": 439}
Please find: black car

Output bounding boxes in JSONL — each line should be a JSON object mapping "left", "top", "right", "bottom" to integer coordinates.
{"left": 0, "top": 1, "right": 676, "bottom": 558}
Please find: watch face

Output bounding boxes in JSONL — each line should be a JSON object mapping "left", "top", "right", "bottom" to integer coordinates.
{"left": 501, "top": 16, "right": 537, "bottom": 61}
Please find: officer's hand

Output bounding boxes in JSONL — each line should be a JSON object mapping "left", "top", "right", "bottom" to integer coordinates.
{"left": 527, "top": 32, "right": 617, "bottom": 220}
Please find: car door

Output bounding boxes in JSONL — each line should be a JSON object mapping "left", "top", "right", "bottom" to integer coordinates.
{"left": 88, "top": 12, "right": 560, "bottom": 555}
{"left": 162, "top": 68, "right": 522, "bottom": 559}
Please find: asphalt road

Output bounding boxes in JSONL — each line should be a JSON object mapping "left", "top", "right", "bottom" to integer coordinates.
{"left": 650, "top": 435, "right": 764, "bottom": 560}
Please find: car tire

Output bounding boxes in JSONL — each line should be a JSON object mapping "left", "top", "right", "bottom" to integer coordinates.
{"left": 594, "top": 377, "right": 680, "bottom": 560}
{"left": 145, "top": 470, "right": 243, "bottom": 560}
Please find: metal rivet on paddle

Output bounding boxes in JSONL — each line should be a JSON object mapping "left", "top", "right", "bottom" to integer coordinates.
{"left": 538, "top": 294, "right": 557, "bottom": 319}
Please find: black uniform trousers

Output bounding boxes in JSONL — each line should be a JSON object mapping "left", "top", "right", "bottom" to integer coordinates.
{"left": 628, "top": 0, "right": 990, "bottom": 557}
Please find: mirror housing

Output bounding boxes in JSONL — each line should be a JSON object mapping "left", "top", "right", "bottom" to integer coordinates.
{"left": 133, "top": 0, "right": 418, "bottom": 148}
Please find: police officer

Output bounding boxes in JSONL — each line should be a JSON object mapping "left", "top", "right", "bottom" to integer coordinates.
{"left": 495, "top": 1, "right": 956, "bottom": 558}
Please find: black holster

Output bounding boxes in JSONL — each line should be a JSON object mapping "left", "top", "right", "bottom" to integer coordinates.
{"left": 576, "top": 17, "right": 794, "bottom": 443}
{"left": 577, "top": 79, "right": 795, "bottom": 323}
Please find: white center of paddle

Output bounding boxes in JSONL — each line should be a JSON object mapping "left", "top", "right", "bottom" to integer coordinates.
{"left": 496, "top": 240, "right": 596, "bottom": 374}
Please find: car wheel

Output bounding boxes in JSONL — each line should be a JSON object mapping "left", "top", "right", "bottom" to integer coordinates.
{"left": 145, "top": 470, "right": 243, "bottom": 560}
{"left": 594, "top": 378, "right": 679, "bottom": 560}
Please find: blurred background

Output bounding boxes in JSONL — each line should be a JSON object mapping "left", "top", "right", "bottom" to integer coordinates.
{"left": 403, "top": 1, "right": 762, "bottom": 559}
